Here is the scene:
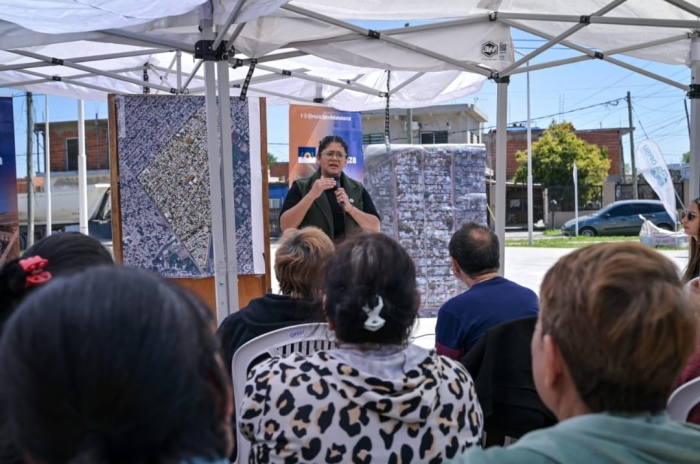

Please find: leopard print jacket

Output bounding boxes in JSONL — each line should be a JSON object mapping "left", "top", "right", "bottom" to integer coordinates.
{"left": 239, "top": 347, "right": 483, "bottom": 463}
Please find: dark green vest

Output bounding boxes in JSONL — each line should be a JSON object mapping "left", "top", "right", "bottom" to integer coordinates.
{"left": 295, "top": 170, "right": 365, "bottom": 240}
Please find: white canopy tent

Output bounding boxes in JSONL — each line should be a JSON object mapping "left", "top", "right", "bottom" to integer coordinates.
{"left": 1, "top": 0, "right": 698, "bottom": 321}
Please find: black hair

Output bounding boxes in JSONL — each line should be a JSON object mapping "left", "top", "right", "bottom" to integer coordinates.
{"left": 0, "top": 232, "right": 113, "bottom": 328}
{"left": 448, "top": 222, "right": 500, "bottom": 277}
{"left": 318, "top": 135, "right": 349, "bottom": 156}
{"left": 0, "top": 266, "right": 231, "bottom": 464}
{"left": 324, "top": 233, "right": 418, "bottom": 345}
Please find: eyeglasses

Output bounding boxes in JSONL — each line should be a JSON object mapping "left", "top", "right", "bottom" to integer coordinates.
{"left": 321, "top": 151, "right": 347, "bottom": 160}
{"left": 681, "top": 211, "right": 698, "bottom": 221}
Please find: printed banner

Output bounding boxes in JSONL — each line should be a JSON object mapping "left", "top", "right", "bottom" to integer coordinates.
{"left": 289, "top": 105, "right": 364, "bottom": 185}
{"left": 635, "top": 139, "right": 677, "bottom": 222}
{"left": 0, "top": 96, "right": 18, "bottom": 265}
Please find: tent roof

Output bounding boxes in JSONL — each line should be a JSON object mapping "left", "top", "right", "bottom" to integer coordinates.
{"left": 0, "top": 0, "right": 695, "bottom": 109}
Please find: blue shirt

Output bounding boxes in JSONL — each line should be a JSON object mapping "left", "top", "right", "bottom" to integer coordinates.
{"left": 435, "top": 276, "right": 539, "bottom": 359}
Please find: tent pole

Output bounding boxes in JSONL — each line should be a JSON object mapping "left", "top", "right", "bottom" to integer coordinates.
{"left": 511, "top": 31, "right": 688, "bottom": 75}
{"left": 499, "top": 0, "right": 628, "bottom": 75}
{"left": 182, "top": 60, "right": 204, "bottom": 92}
{"left": 281, "top": 4, "right": 492, "bottom": 77}
{"left": 663, "top": 0, "right": 700, "bottom": 17}
{"left": 213, "top": 0, "right": 249, "bottom": 50}
{"left": 690, "top": 33, "right": 700, "bottom": 200}
{"left": 201, "top": 14, "right": 231, "bottom": 321}
{"left": 526, "top": 63, "right": 533, "bottom": 245}
{"left": 496, "top": 12, "right": 700, "bottom": 29}
{"left": 0, "top": 48, "right": 169, "bottom": 73}
{"left": 255, "top": 64, "right": 384, "bottom": 97}
{"left": 495, "top": 77, "right": 509, "bottom": 275}
{"left": 176, "top": 51, "right": 182, "bottom": 93}
{"left": 502, "top": 19, "right": 688, "bottom": 91}
{"left": 101, "top": 29, "right": 192, "bottom": 52}
{"left": 9, "top": 50, "right": 175, "bottom": 93}
{"left": 45, "top": 95, "right": 51, "bottom": 236}
{"left": 217, "top": 56, "right": 240, "bottom": 315}
{"left": 77, "top": 100, "right": 88, "bottom": 235}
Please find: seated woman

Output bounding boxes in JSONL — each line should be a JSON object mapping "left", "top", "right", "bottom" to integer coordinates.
{"left": 0, "top": 232, "right": 114, "bottom": 464}
{"left": 239, "top": 233, "right": 483, "bottom": 463}
{"left": 0, "top": 266, "right": 232, "bottom": 464}
{"left": 217, "top": 226, "right": 334, "bottom": 375}
{"left": 451, "top": 242, "right": 700, "bottom": 464}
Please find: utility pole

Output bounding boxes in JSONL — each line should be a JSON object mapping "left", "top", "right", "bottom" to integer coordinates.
{"left": 407, "top": 108, "right": 413, "bottom": 144}
{"left": 26, "top": 92, "right": 34, "bottom": 247}
{"left": 627, "top": 91, "right": 637, "bottom": 199}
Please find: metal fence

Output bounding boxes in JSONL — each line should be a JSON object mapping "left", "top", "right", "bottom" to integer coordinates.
{"left": 269, "top": 207, "right": 282, "bottom": 238}
{"left": 615, "top": 182, "right": 684, "bottom": 208}
{"left": 546, "top": 185, "right": 603, "bottom": 211}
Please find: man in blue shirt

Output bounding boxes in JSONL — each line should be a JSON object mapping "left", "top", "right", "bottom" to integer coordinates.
{"left": 436, "top": 222, "right": 539, "bottom": 360}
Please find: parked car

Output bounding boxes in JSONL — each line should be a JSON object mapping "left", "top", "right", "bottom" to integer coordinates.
{"left": 562, "top": 200, "right": 676, "bottom": 237}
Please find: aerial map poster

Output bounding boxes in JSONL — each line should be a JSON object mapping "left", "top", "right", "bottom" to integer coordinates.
{"left": 115, "top": 95, "right": 265, "bottom": 278}
{"left": 364, "top": 144, "right": 487, "bottom": 316}
{"left": 0, "top": 96, "right": 18, "bottom": 266}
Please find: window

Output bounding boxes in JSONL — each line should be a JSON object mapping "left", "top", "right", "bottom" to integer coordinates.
{"left": 65, "top": 138, "right": 78, "bottom": 171}
{"left": 362, "top": 133, "right": 384, "bottom": 145}
{"left": 419, "top": 131, "right": 448, "bottom": 144}
{"left": 608, "top": 205, "right": 634, "bottom": 217}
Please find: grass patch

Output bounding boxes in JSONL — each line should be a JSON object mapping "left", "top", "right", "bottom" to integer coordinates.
{"left": 506, "top": 235, "right": 641, "bottom": 248}
{"left": 543, "top": 229, "right": 562, "bottom": 237}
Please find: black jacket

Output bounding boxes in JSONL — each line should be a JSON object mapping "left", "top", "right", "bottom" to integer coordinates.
{"left": 216, "top": 294, "right": 323, "bottom": 376}
{"left": 460, "top": 315, "right": 557, "bottom": 438}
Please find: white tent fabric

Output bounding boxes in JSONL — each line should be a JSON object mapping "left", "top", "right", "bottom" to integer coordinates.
{"left": 0, "top": 0, "right": 695, "bottom": 106}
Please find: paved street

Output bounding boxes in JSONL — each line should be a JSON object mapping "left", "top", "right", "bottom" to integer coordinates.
{"left": 269, "top": 242, "right": 690, "bottom": 349}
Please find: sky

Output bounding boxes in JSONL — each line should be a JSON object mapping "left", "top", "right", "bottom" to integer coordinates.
{"left": 8, "top": 26, "right": 694, "bottom": 177}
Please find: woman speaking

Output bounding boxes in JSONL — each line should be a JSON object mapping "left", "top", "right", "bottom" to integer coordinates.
{"left": 280, "top": 135, "right": 380, "bottom": 241}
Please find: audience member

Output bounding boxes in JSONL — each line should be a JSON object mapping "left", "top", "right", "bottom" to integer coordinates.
{"left": 674, "top": 276, "right": 700, "bottom": 424}
{"left": 217, "top": 227, "right": 334, "bottom": 375}
{"left": 0, "top": 232, "right": 113, "bottom": 464}
{"left": 239, "top": 233, "right": 483, "bottom": 463}
{"left": 0, "top": 232, "right": 113, "bottom": 327}
{"left": 0, "top": 266, "right": 232, "bottom": 464}
{"left": 450, "top": 242, "right": 700, "bottom": 463}
{"left": 436, "top": 222, "right": 539, "bottom": 359}
{"left": 682, "top": 198, "right": 700, "bottom": 282}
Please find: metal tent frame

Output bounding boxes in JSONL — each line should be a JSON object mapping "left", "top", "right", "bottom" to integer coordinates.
{"left": 0, "top": 0, "right": 698, "bottom": 322}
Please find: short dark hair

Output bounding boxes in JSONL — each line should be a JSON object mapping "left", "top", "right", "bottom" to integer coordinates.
{"left": 318, "top": 135, "right": 349, "bottom": 156}
{"left": 540, "top": 242, "right": 696, "bottom": 413}
{"left": 448, "top": 222, "right": 499, "bottom": 277}
{"left": 0, "top": 232, "right": 113, "bottom": 326}
{"left": 324, "top": 233, "right": 418, "bottom": 345}
{"left": 0, "top": 266, "right": 231, "bottom": 464}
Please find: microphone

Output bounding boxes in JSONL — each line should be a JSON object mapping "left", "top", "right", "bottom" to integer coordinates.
{"left": 333, "top": 175, "right": 344, "bottom": 208}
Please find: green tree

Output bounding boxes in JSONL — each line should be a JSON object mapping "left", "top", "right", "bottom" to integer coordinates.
{"left": 514, "top": 121, "right": 610, "bottom": 209}
{"left": 514, "top": 121, "right": 610, "bottom": 187}
{"left": 683, "top": 151, "right": 690, "bottom": 163}
{"left": 267, "top": 153, "right": 279, "bottom": 165}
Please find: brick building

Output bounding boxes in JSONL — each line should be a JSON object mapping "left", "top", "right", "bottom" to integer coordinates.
{"left": 483, "top": 125, "right": 631, "bottom": 180}
{"left": 34, "top": 119, "right": 110, "bottom": 173}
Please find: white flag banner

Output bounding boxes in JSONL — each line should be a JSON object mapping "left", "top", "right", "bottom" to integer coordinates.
{"left": 635, "top": 139, "right": 677, "bottom": 222}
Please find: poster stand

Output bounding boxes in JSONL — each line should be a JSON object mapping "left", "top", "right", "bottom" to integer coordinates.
{"left": 108, "top": 94, "right": 271, "bottom": 313}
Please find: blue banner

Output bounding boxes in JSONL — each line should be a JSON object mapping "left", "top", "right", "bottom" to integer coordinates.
{"left": 0, "top": 96, "right": 18, "bottom": 264}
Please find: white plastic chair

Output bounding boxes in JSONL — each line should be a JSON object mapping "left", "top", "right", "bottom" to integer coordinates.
{"left": 231, "top": 323, "right": 335, "bottom": 463}
{"left": 667, "top": 377, "right": 700, "bottom": 422}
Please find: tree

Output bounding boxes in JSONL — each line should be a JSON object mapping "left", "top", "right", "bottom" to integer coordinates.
{"left": 267, "top": 153, "right": 279, "bottom": 165}
{"left": 514, "top": 121, "right": 610, "bottom": 209}
{"left": 683, "top": 151, "right": 690, "bottom": 163}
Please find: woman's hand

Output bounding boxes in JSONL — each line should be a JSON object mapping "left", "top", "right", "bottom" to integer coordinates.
{"left": 309, "top": 178, "right": 337, "bottom": 200}
{"left": 335, "top": 188, "right": 352, "bottom": 212}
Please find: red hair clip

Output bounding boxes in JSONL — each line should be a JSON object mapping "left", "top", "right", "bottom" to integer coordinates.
{"left": 18, "top": 256, "right": 52, "bottom": 288}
